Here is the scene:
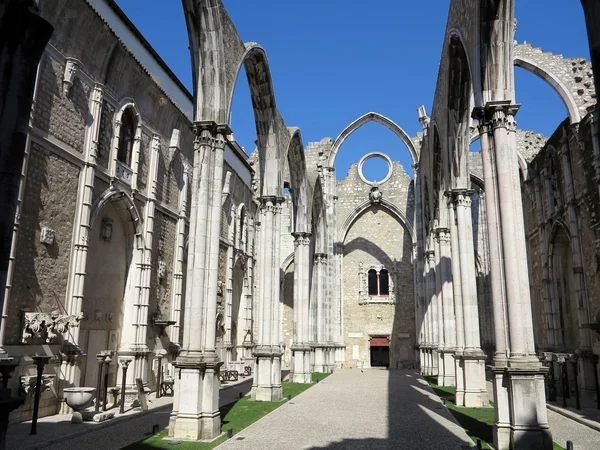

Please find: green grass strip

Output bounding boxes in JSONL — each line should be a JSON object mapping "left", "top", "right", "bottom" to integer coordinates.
{"left": 124, "top": 372, "right": 331, "bottom": 449}
{"left": 422, "top": 375, "right": 564, "bottom": 450}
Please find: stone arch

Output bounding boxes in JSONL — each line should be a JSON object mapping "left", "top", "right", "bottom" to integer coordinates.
{"left": 227, "top": 43, "right": 281, "bottom": 196}
{"left": 447, "top": 33, "right": 473, "bottom": 189}
{"left": 514, "top": 56, "right": 581, "bottom": 124}
{"left": 90, "top": 187, "right": 144, "bottom": 249}
{"left": 340, "top": 199, "right": 416, "bottom": 244}
{"left": 446, "top": 27, "right": 481, "bottom": 108}
{"left": 109, "top": 99, "right": 143, "bottom": 179}
{"left": 328, "top": 112, "right": 418, "bottom": 168}
{"left": 80, "top": 187, "right": 144, "bottom": 387}
{"left": 286, "top": 127, "right": 311, "bottom": 233}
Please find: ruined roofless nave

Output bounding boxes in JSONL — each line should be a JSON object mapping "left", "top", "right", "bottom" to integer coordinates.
{"left": 1, "top": 1, "right": 600, "bottom": 449}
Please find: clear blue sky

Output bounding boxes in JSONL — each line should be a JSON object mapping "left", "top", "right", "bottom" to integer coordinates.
{"left": 115, "top": 0, "right": 589, "bottom": 181}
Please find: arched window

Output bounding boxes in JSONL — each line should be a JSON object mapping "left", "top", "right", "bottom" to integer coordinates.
{"left": 117, "top": 108, "right": 135, "bottom": 166}
{"left": 368, "top": 269, "right": 378, "bottom": 295}
{"left": 379, "top": 269, "right": 389, "bottom": 296}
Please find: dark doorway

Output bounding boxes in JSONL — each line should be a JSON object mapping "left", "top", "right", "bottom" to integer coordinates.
{"left": 370, "top": 336, "right": 390, "bottom": 367}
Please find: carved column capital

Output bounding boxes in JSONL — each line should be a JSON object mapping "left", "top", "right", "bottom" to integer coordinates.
{"left": 314, "top": 253, "right": 328, "bottom": 265}
{"left": 480, "top": 101, "right": 521, "bottom": 132}
{"left": 436, "top": 228, "right": 451, "bottom": 243}
{"left": 451, "top": 189, "right": 473, "bottom": 208}
{"left": 292, "top": 232, "right": 312, "bottom": 247}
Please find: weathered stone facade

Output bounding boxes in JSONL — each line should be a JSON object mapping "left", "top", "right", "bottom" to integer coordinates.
{"left": 2, "top": 1, "right": 600, "bottom": 449}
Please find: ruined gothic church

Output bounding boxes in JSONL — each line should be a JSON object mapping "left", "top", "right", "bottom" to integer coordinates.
{"left": 1, "top": 1, "right": 600, "bottom": 449}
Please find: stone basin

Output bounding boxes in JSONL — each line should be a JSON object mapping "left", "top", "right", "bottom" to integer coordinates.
{"left": 63, "top": 387, "right": 95, "bottom": 423}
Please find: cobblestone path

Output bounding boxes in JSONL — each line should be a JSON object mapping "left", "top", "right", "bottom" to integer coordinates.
{"left": 217, "top": 369, "right": 473, "bottom": 450}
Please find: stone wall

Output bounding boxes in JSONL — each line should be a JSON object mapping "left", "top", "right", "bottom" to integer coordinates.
{"left": 337, "top": 159, "right": 415, "bottom": 368}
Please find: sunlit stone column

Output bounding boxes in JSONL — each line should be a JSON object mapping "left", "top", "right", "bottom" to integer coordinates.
{"left": 474, "top": 111, "right": 511, "bottom": 448}
{"left": 433, "top": 234, "right": 446, "bottom": 384}
{"left": 252, "top": 196, "right": 284, "bottom": 401}
{"left": 453, "top": 190, "right": 487, "bottom": 407}
{"left": 448, "top": 200, "right": 466, "bottom": 406}
{"left": 312, "top": 253, "right": 328, "bottom": 372}
{"left": 424, "top": 249, "right": 436, "bottom": 376}
{"left": 487, "top": 102, "right": 552, "bottom": 449}
{"left": 437, "top": 227, "right": 456, "bottom": 387}
{"left": 290, "top": 232, "right": 312, "bottom": 383}
{"left": 170, "top": 122, "right": 227, "bottom": 441}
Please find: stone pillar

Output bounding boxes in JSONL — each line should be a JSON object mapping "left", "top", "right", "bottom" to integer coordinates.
{"left": 474, "top": 111, "right": 511, "bottom": 447}
{"left": 312, "top": 253, "right": 328, "bottom": 372}
{"left": 0, "top": 2, "right": 53, "bottom": 349}
{"left": 170, "top": 122, "right": 227, "bottom": 441}
{"left": 169, "top": 163, "right": 190, "bottom": 346}
{"left": 224, "top": 204, "right": 236, "bottom": 367}
{"left": 252, "top": 196, "right": 284, "bottom": 401}
{"left": 448, "top": 200, "right": 466, "bottom": 405}
{"left": 453, "top": 190, "right": 488, "bottom": 407}
{"left": 291, "top": 232, "right": 312, "bottom": 383}
{"left": 581, "top": 1, "right": 600, "bottom": 100}
{"left": 437, "top": 228, "right": 456, "bottom": 387}
{"left": 486, "top": 102, "right": 552, "bottom": 449}
{"left": 426, "top": 248, "right": 439, "bottom": 376}
{"left": 434, "top": 231, "right": 447, "bottom": 385}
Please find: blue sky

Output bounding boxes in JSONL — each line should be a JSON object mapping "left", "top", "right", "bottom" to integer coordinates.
{"left": 115, "top": 0, "right": 589, "bottom": 181}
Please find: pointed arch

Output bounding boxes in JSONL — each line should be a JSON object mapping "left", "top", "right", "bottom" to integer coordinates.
{"left": 328, "top": 112, "right": 418, "bottom": 168}
{"left": 340, "top": 199, "right": 416, "bottom": 244}
{"left": 90, "top": 187, "right": 144, "bottom": 249}
{"left": 514, "top": 56, "right": 581, "bottom": 124}
{"left": 286, "top": 127, "right": 312, "bottom": 233}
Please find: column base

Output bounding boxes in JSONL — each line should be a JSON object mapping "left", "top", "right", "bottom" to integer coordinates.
{"left": 431, "top": 348, "right": 439, "bottom": 376}
{"left": 505, "top": 365, "right": 553, "bottom": 450}
{"left": 312, "top": 346, "right": 326, "bottom": 373}
{"left": 252, "top": 347, "right": 283, "bottom": 402}
{"left": 436, "top": 348, "right": 446, "bottom": 386}
{"left": 169, "top": 359, "right": 222, "bottom": 441}
{"left": 453, "top": 352, "right": 465, "bottom": 406}
{"left": 491, "top": 365, "right": 511, "bottom": 450}
{"left": 462, "top": 352, "right": 488, "bottom": 408}
{"left": 441, "top": 350, "right": 456, "bottom": 387}
{"left": 290, "top": 345, "right": 312, "bottom": 384}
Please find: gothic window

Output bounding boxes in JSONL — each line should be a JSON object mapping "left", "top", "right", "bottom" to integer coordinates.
{"left": 368, "top": 269, "right": 378, "bottom": 295}
{"left": 360, "top": 264, "right": 395, "bottom": 303}
{"left": 379, "top": 269, "right": 389, "bottom": 296}
{"left": 117, "top": 108, "right": 135, "bottom": 166}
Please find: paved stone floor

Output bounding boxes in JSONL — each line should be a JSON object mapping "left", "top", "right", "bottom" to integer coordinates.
{"left": 5, "top": 377, "right": 253, "bottom": 450}
{"left": 217, "top": 369, "right": 473, "bottom": 450}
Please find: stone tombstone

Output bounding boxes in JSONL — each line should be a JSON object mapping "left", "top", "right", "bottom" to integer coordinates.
{"left": 135, "top": 378, "right": 148, "bottom": 411}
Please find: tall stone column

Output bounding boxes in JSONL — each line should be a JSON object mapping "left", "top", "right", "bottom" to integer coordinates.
{"left": 474, "top": 112, "right": 511, "bottom": 447}
{"left": 448, "top": 199, "right": 466, "bottom": 405}
{"left": 0, "top": 1, "right": 53, "bottom": 354}
{"left": 437, "top": 228, "right": 456, "bottom": 387}
{"left": 224, "top": 204, "right": 236, "bottom": 367}
{"left": 169, "top": 162, "right": 189, "bottom": 346}
{"left": 312, "top": 253, "right": 328, "bottom": 372}
{"left": 453, "top": 190, "right": 488, "bottom": 407}
{"left": 426, "top": 247, "right": 439, "bottom": 376}
{"left": 252, "top": 196, "right": 284, "bottom": 401}
{"left": 423, "top": 249, "right": 435, "bottom": 375}
{"left": 170, "top": 123, "right": 227, "bottom": 441}
{"left": 486, "top": 102, "right": 552, "bottom": 449}
{"left": 581, "top": 1, "right": 600, "bottom": 100}
{"left": 290, "top": 232, "right": 312, "bottom": 383}
{"left": 434, "top": 231, "right": 447, "bottom": 385}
